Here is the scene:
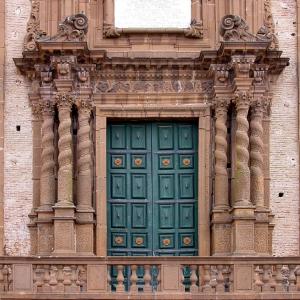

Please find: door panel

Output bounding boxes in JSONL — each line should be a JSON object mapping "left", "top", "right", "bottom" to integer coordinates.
{"left": 107, "top": 122, "right": 198, "bottom": 256}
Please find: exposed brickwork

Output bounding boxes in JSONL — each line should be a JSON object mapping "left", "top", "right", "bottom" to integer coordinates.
{"left": 4, "top": 0, "right": 32, "bottom": 255}
{"left": 270, "top": 0, "right": 299, "bottom": 256}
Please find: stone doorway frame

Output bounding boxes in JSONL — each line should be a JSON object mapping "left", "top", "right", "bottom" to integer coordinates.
{"left": 94, "top": 106, "right": 212, "bottom": 257}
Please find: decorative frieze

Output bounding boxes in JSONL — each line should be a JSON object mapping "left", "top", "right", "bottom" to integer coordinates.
{"left": 95, "top": 80, "right": 203, "bottom": 94}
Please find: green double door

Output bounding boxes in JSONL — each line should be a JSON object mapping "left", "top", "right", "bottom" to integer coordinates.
{"left": 107, "top": 121, "right": 198, "bottom": 256}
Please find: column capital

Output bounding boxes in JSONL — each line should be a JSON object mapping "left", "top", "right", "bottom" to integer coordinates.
{"left": 77, "top": 99, "right": 94, "bottom": 114}
{"left": 213, "top": 97, "right": 230, "bottom": 112}
{"left": 40, "top": 100, "right": 55, "bottom": 116}
{"left": 233, "top": 91, "right": 253, "bottom": 108}
{"left": 55, "top": 92, "right": 75, "bottom": 110}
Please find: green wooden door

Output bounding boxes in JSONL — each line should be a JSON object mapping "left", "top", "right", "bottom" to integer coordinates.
{"left": 107, "top": 122, "right": 198, "bottom": 256}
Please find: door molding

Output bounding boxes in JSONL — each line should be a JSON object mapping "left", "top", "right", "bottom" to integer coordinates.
{"left": 95, "top": 107, "right": 211, "bottom": 256}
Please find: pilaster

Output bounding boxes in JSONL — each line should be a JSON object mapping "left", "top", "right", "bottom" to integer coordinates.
{"left": 36, "top": 84, "right": 56, "bottom": 256}
{"left": 251, "top": 65, "right": 271, "bottom": 256}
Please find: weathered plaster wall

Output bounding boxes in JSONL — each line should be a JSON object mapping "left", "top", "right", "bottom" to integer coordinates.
{"left": 270, "top": 0, "right": 299, "bottom": 256}
{"left": 4, "top": 0, "right": 32, "bottom": 255}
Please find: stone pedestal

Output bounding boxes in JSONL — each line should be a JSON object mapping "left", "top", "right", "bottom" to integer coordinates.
{"left": 212, "top": 209, "right": 231, "bottom": 256}
{"left": 255, "top": 208, "right": 270, "bottom": 256}
{"left": 53, "top": 206, "right": 76, "bottom": 255}
{"left": 36, "top": 209, "right": 54, "bottom": 255}
{"left": 76, "top": 210, "right": 95, "bottom": 255}
{"left": 232, "top": 206, "right": 256, "bottom": 256}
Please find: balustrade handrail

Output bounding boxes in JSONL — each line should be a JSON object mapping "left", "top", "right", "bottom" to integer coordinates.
{"left": 1, "top": 256, "right": 300, "bottom": 265}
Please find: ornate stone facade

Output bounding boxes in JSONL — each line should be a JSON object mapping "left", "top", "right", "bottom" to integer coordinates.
{"left": 0, "top": 0, "right": 299, "bottom": 298}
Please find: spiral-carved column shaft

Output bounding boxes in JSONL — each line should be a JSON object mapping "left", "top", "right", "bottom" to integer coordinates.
{"left": 250, "top": 99, "right": 265, "bottom": 208}
{"left": 77, "top": 101, "right": 93, "bottom": 210}
{"left": 56, "top": 94, "right": 74, "bottom": 206}
{"left": 234, "top": 92, "right": 251, "bottom": 206}
{"left": 214, "top": 99, "right": 229, "bottom": 209}
{"left": 39, "top": 101, "right": 56, "bottom": 210}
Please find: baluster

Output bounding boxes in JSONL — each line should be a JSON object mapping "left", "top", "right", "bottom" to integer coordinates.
{"left": 130, "top": 265, "right": 138, "bottom": 293}
{"left": 254, "top": 266, "right": 263, "bottom": 292}
{"left": 143, "top": 265, "right": 152, "bottom": 293}
{"left": 78, "top": 266, "right": 87, "bottom": 292}
{"left": 70, "top": 265, "right": 79, "bottom": 292}
{"left": 0, "top": 266, "right": 4, "bottom": 292}
{"left": 63, "top": 266, "right": 72, "bottom": 293}
{"left": 157, "top": 265, "right": 161, "bottom": 292}
{"left": 229, "top": 266, "right": 234, "bottom": 292}
{"left": 289, "top": 265, "right": 297, "bottom": 292}
{"left": 180, "top": 266, "right": 186, "bottom": 292}
{"left": 107, "top": 266, "right": 111, "bottom": 292}
{"left": 270, "top": 265, "right": 277, "bottom": 292}
{"left": 216, "top": 265, "right": 225, "bottom": 292}
{"left": 49, "top": 266, "right": 58, "bottom": 292}
{"left": 210, "top": 266, "right": 217, "bottom": 292}
{"left": 275, "top": 265, "right": 284, "bottom": 292}
{"left": 57, "top": 265, "right": 64, "bottom": 293}
{"left": 202, "top": 265, "right": 212, "bottom": 293}
{"left": 35, "top": 266, "right": 44, "bottom": 293}
{"left": 42, "top": 265, "right": 51, "bottom": 292}
{"left": 262, "top": 265, "right": 272, "bottom": 292}
{"left": 190, "top": 265, "right": 198, "bottom": 293}
{"left": 296, "top": 266, "right": 300, "bottom": 291}
{"left": 116, "top": 265, "right": 125, "bottom": 293}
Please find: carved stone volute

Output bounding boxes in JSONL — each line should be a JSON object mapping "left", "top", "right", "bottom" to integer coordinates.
{"left": 40, "top": 13, "right": 88, "bottom": 42}
{"left": 220, "top": 14, "right": 276, "bottom": 47}
{"left": 220, "top": 15, "right": 257, "bottom": 42}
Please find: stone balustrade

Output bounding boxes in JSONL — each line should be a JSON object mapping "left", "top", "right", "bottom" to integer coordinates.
{"left": 2, "top": 257, "right": 300, "bottom": 299}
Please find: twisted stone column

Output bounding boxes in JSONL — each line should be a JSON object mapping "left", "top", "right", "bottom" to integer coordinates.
{"left": 77, "top": 100, "right": 93, "bottom": 211}
{"left": 250, "top": 98, "right": 265, "bottom": 208}
{"left": 214, "top": 98, "right": 229, "bottom": 209}
{"left": 56, "top": 94, "right": 74, "bottom": 206}
{"left": 39, "top": 101, "right": 56, "bottom": 210}
{"left": 53, "top": 93, "right": 76, "bottom": 255}
{"left": 234, "top": 91, "right": 251, "bottom": 206}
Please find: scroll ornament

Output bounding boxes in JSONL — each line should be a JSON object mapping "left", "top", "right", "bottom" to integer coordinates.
{"left": 220, "top": 14, "right": 278, "bottom": 48}
{"left": 40, "top": 13, "right": 88, "bottom": 42}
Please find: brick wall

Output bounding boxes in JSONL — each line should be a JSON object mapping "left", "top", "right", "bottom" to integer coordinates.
{"left": 4, "top": 0, "right": 32, "bottom": 255}
{"left": 270, "top": 0, "right": 299, "bottom": 256}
